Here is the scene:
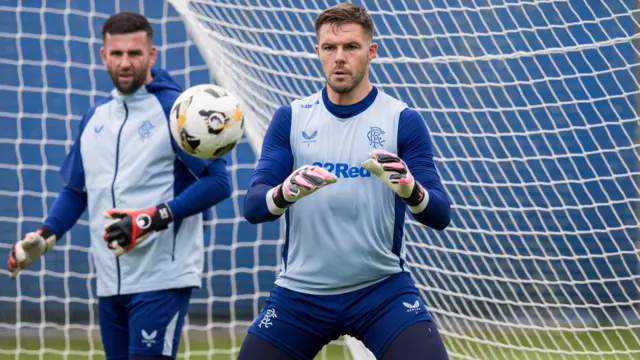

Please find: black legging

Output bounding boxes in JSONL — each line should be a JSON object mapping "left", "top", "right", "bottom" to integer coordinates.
{"left": 237, "top": 321, "right": 449, "bottom": 360}
{"left": 380, "top": 321, "right": 449, "bottom": 360}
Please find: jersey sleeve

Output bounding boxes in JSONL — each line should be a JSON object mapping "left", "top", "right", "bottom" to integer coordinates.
{"left": 59, "top": 111, "right": 93, "bottom": 191}
{"left": 167, "top": 156, "right": 232, "bottom": 220}
{"left": 170, "top": 136, "right": 210, "bottom": 177}
{"left": 243, "top": 105, "right": 293, "bottom": 224}
{"left": 43, "top": 185, "right": 88, "bottom": 238}
{"left": 398, "top": 108, "right": 451, "bottom": 230}
{"left": 49, "top": 105, "right": 100, "bottom": 238}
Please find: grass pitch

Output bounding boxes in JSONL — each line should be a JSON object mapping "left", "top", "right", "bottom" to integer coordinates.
{"left": 1, "top": 328, "right": 638, "bottom": 359}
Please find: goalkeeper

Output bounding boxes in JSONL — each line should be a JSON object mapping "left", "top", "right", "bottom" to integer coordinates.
{"left": 241, "top": 3, "right": 451, "bottom": 360}
{"left": 6, "top": 12, "right": 232, "bottom": 360}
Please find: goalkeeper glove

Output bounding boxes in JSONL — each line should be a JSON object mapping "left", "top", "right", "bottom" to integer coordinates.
{"left": 266, "top": 165, "right": 338, "bottom": 215}
{"left": 363, "top": 149, "right": 429, "bottom": 213}
{"left": 103, "top": 204, "right": 173, "bottom": 256}
{"left": 8, "top": 227, "right": 57, "bottom": 279}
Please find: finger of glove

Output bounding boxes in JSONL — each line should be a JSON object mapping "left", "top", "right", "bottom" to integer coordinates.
{"left": 9, "top": 270, "right": 19, "bottom": 279}
{"left": 290, "top": 173, "right": 316, "bottom": 191}
{"left": 8, "top": 248, "right": 22, "bottom": 279}
{"left": 389, "top": 173, "right": 409, "bottom": 184}
{"left": 306, "top": 167, "right": 337, "bottom": 184}
{"left": 370, "top": 149, "right": 400, "bottom": 163}
{"left": 362, "top": 158, "right": 385, "bottom": 176}
{"left": 9, "top": 264, "right": 19, "bottom": 279}
{"left": 103, "top": 228, "right": 124, "bottom": 244}
{"left": 8, "top": 250, "right": 18, "bottom": 272}
{"left": 300, "top": 169, "right": 333, "bottom": 187}
{"left": 110, "top": 242, "right": 126, "bottom": 256}
{"left": 103, "top": 209, "right": 128, "bottom": 220}
{"left": 21, "top": 233, "right": 42, "bottom": 250}
{"left": 13, "top": 242, "right": 27, "bottom": 263}
{"left": 113, "top": 246, "right": 126, "bottom": 257}
{"left": 283, "top": 181, "right": 301, "bottom": 199}
{"left": 104, "top": 212, "right": 133, "bottom": 232}
{"left": 8, "top": 251, "right": 16, "bottom": 267}
{"left": 381, "top": 161, "right": 406, "bottom": 174}
{"left": 398, "top": 172, "right": 414, "bottom": 185}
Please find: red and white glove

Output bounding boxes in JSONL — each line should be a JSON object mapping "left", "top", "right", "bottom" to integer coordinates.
{"left": 103, "top": 204, "right": 173, "bottom": 256}
{"left": 363, "top": 149, "right": 429, "bottom": 213}
{"left": 266, "top": 165, "right": 338, "bottom": 215}
{"left": 8, "top": 227, "right": 57, "bottom": 279}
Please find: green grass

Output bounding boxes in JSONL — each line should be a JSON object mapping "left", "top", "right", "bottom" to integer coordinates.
{"left": 0, "top": 334, "right": 352, "bottom": 360}
{"left": 444, "top": 328, "right": 640, "bottom": 360}
{"left": 1, "top": 328, "right": 638, "bottom": 359}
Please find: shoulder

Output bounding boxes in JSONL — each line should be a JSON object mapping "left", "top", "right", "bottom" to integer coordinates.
{"left": 79, "top": 96, "right": 113, "bottom": 133}
{"left": 86, "top": 96, "right": 114, "bottom": 118}
{"left": 376, "top": 89, "right": 408, "bottom": 113}
{"left": 145, "top": 68, "right": 184, "bottom": 115}
{"left": 399, "top": 108, "right": 423, "bottom": 123}
{"left": 398, "top": 108, "right": 428, "bottom": 135}
{"left": 290, "top": 91, "right": 322, "bottom": 110}
{"left": 149, "top": 87, "right": 182, "bottom": 113}
{"left": 267, "top": 105, "right": 293, "bottom": 137}
{"left": 273, "top": 104, "right": 292, "bottom": 121}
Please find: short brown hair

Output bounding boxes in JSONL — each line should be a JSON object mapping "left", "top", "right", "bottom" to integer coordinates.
{"left": 314, "top": 3, "right": 374, "bottom": 40}
{"left": 102, "top": 12, "right": 154, "bottom": 43}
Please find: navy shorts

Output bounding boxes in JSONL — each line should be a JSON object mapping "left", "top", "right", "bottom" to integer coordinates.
{"left": 98, "top": 287, "right": 192, "bottom": 359}
{"left": 248, "top": 272, "right": 432, "bottom": 360}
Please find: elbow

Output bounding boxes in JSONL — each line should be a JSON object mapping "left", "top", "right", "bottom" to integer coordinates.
{"left": 242, "top": 189, "right": 261, "bottom": 225}
{"left": 243, "top": 201, "right": 263, "bottom": 225}
{"left": 244, "top": 212, "right": 261, "bottom": 225}
{"left": 219, "top": 177, "right": 233, "bottom": 201}
{"left": 417, "top": 195, "right": 451, "bottom": 231}
{"left": 432, "top": 202, "right": 451, "bottom": 231}
{"left": 432, "top": 214, "right": 451, "bottom": 231}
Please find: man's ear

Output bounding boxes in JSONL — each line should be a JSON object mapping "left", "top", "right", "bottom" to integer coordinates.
{"left": 100, "top": 46, "right": 107, "bottom": 67}
{"left": 369, "top": 42, "right": 378, "bottom": 61}
{"left": 149, "top": 45, "right": 157, "bottom": 67}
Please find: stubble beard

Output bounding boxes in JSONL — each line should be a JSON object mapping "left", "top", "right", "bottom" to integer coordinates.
{"left": 327, "top": 67, "right": 366, "bottom": 95}
{"left": 109, "top": 64, "right": 149, "bottom": 95}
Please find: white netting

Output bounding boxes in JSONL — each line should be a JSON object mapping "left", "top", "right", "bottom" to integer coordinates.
{"left": 170, "top": 0, "right": 640, "bottom": 359}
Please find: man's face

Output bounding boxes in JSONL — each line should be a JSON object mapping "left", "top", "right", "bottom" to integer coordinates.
{"left": 100, "top": 31, "right": 156, "bottom": 95}
{"left": 315, "top": 23, "right": 377, "bottom": 95}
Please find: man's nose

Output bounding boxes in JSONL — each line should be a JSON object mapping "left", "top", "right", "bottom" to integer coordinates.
{"left": 120, "top": 55, "right": 132, "bottom": 68}
{"left": 334, "top": 47, "right": 346, "bottom": 63}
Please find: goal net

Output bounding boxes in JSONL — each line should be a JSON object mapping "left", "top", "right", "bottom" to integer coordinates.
{"left": 0, "top": 1, "right": 638, "bottom": 360}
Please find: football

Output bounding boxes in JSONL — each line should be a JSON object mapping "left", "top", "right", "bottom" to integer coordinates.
{"left": 169, "top": 84, "right": 244, "bottom": 158}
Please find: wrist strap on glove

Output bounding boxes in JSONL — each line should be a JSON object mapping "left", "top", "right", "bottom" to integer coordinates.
{"left": 404, "top": 183, "right": 425, "bottom": 207}
{"left": 148, "top": 203, "right": 173, "bottom": 231}
{"left": 272, "top": 185, "right": 294, "bottom": 209}
{"left": 403, "top": 183, "right": 429, "bottom": 214}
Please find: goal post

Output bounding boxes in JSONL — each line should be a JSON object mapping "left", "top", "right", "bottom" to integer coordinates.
{"left": 1, "top": 0, "right": 639, "bottom": 360}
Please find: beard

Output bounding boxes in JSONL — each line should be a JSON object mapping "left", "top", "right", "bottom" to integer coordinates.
{"left": 327, "top": 66, "right": 366, "bottom": 95}
{"left": 108, "top": 65, "right": 148, "bottom": 95}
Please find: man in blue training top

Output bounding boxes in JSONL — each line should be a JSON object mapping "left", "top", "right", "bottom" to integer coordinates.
{"left": 7, "top": 12, "right": 232, "bottom": 360}
{"left": 241, "top": 3, "right": 451, "bottom": 360}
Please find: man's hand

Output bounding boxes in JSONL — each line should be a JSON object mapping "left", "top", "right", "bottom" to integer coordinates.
{"left": 266, "top": 165, "right": 337, "bottom": 214}
{"left": 363, "top": 149, "right": 429, "bottom": 213}
{"left": 103, "top": 204, "right": 173, "bottom": 256}
{"left": 8, "top": 228, "right": 57, "bottom": 279}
